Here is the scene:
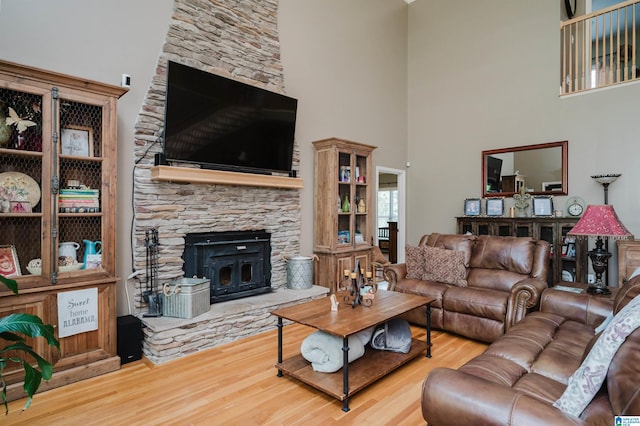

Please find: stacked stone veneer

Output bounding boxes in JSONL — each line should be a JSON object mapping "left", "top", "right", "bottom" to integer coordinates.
{"left": 142, "top": 286, "right": 328, "bottom": 364}
{"left": 132, "top": 0, "right": 305, "bottom": 362}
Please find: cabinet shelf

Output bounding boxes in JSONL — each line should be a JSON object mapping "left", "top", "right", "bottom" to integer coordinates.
{"left": 0, "top": 147, "right": 43, "bottom": 158}
{"left": 0, "top": 212, "right": 43, "bottom": 218}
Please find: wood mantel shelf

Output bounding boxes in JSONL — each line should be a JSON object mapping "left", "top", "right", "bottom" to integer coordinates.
{"left": 150, "top": 165, "right": 304, "bottom": 189}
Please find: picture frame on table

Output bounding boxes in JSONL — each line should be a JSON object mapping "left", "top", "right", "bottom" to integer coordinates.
{"left": 486, "top": 198, "right": 504, "bottom": 216}
{"left": 464, "top": 198, "right": 481, "bottom": 216}
{"left": 60, "top": 126, "right": 93, "bottom": 157}
{"left": 0, "top": 245, "right": 21, "bottom": 277}
{"left": 532, "top": 196, "right": 554, "bottom": 216}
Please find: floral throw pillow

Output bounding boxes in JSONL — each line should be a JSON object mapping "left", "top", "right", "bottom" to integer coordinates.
{"left": 422, "top": 246, "right": 468, "bottom": 287}
{"left": 553, "top": 295, "right": 640, "bottom": 416}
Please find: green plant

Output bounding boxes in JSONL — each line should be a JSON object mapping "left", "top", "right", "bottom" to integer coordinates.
{"left": 0, "top": 274, "right": 59, "bottom": 414}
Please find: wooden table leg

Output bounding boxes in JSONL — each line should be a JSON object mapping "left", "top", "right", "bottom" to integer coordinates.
{"left": 426, "top": 303, "right": 432, "bottom": 358}
{"left": 277, "top": 317, "right": 283, "bottom": 377}
{"left": 342, "top": 336, "right": 350, "bottom": 412}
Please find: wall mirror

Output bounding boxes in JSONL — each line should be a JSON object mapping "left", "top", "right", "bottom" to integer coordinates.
{"left": 482, "top": 141, "right": 568, "bottom": 198}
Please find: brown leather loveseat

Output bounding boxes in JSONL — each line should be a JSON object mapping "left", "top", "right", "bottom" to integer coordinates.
{"left": 385, "top": 233, "right": 549, "bottom": 343}
{"left": 421, "top": 277, "right": 640, "bottom": 425}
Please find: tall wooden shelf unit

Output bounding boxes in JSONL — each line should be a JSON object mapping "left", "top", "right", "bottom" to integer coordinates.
{"left": 313, "top": 138, "right": 376, "bottom": 293}
{"left": 0, "top": 60, "right": 127, "bottom": 401}
{"left": 456, "top": 216, "right": 587, "bottom": 286}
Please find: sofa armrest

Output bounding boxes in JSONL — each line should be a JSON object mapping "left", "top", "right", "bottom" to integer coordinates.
{"left": 505, "top": 277, "right": 548, "bottom": 331}
{"left": 539, "top": 287, "right": 613, "bottom": 327}
{"left": 383, "top": 263, "right": 407, "bottom": 291}
{"left": 422, "top": 368, "right": 585, "bottom": 426}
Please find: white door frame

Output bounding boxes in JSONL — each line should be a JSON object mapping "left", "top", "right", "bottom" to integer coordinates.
{"left": 375, "top": 166, "right": 406, "bottom": 263}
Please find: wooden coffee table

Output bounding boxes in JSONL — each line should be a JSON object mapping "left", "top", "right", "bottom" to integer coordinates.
{"left": 272, "top": 290, "right": 434, "bottom": 412}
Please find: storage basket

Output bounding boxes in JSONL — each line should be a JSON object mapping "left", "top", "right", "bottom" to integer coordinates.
{"left": 161, "top": 278, "right": 210, "bottom": 319}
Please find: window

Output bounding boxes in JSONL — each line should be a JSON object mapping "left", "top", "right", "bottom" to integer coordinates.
{"left": 377, "top": 189, "right": 398, "bottom": 229}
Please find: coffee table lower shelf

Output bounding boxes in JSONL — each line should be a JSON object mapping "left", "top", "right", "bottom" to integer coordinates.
{"left": 275, "top": 338, "right": 426, "bottom": 403}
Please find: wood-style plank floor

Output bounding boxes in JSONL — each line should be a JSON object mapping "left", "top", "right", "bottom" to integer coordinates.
{"left": 5, "top": 323, "right": 487, "bottom": 425}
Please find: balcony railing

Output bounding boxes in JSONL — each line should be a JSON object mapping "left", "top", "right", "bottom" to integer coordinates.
{"left": 561, "top": 0, "right": 640, "bottom": 95}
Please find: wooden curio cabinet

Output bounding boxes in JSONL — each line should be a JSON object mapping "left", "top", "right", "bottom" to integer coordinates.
{"left": 313, "top": 138, "right": 376, "bottom": 293}
{"left": 0, "top": 60, "right": 127, "bottom": 400}
{"left": 457, "top": 216, "right": 587, "bottom": 287}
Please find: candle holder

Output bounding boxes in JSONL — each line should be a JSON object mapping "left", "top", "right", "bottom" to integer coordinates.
{"left": 343, "top": 267, "right": 376, "bottom": 307}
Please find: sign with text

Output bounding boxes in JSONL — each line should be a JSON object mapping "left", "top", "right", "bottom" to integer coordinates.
{"left": 57, "top": 288, "right": 98, "bottom": 338}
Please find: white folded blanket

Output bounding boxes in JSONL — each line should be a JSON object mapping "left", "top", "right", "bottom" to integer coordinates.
{"left": 300, "top": 327, "right": 374, "bottom": 373}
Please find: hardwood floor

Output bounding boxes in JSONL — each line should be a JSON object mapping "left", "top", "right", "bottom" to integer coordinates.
{"left": 5, "top": 323, "right": 487, "bottom": 425}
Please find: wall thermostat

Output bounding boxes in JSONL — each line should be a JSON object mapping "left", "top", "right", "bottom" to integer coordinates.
{"left": 121, "top": 74, "right": 131, "bottom": 88}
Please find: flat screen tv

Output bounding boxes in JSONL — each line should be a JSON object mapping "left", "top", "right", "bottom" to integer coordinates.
{"left": 163, "top": 61, "right": 298, "bottom": 175}
{"left": 486, "top": 155, "right": 503, "bottom": 192}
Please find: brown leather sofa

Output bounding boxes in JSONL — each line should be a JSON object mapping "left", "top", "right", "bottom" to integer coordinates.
{"left": 421, "top": 277, "right": 640, "bottom": 425}
{"left": 385, "top": 233, "right": 550, "bottom": 343}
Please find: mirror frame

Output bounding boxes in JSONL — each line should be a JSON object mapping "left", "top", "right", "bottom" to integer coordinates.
{"left": 482, "top": 141, "right": 568, "bottom": 198}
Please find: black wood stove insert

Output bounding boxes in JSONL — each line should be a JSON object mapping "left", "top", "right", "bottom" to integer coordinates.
{"left": 183, "top": 230, "right": 272, "bottom": 303}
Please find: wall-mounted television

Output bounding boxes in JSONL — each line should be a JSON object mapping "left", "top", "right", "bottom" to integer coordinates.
{"left": 163, "top": 61, "right": 298, "bottom": 175}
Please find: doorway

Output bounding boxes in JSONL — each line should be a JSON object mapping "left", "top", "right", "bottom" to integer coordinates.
{"left": 375, "top": 166, "right": 406, "bottom": 264}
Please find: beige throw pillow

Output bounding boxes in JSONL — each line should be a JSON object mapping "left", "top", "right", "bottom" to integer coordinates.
{"left": 405, "top": 244, "right": 468, "bottom": 286}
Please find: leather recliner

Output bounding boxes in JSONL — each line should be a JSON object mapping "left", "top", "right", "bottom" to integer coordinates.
{"left": 385, "top": 233, "right": 550, "bottom": 343}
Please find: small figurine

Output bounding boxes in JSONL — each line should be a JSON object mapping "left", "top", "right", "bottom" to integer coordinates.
{"left": 330, "top": 294, "right": 339, "bottom": 311}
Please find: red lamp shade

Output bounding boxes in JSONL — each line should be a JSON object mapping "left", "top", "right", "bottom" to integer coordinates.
{"left": 567, "top": 205, "right": 633, "bottom": 239}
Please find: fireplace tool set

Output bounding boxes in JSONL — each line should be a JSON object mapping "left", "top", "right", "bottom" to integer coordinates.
{"left": 143, "top": 228, "right": 162, "bottom": 317}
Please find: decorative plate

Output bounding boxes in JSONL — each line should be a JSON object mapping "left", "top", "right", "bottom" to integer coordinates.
{"left": 562, "top": 269, "right": 575, "bottom": 282}
{"left": 0, "top": 171, "right": 41, "bottom": 207}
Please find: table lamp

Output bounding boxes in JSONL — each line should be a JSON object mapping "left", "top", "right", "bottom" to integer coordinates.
{"left": 567, "top": 204, "right": 633, "bottom": 295}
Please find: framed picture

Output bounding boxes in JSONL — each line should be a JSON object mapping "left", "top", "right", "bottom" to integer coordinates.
{"left": 566, "top": 242, "right": 576, "bottom": 258}
{"left": 0, "top": 245, "right": 21, "bottom": 277}
{"left": 61, "top": 126, "right": 93, "bottom": 157}
{"left": 464, "top": 198, "right": 481, "bottom": 216}
{"left": 486, "top": 198, "right": 504, "bottom": 216}
{"left": 337, "top": 230, "right": 350, "bottom": 244}
{"left": 532, "top": 196, "right": 553, "bottom": 216}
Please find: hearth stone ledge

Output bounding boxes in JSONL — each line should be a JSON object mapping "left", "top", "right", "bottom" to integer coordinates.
{"left": 139, "top": 285, "right": 329, "bottom": 364}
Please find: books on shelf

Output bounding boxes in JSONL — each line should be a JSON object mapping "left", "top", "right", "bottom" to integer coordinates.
{"left": 59, "top": 188, "right": 100, "bottom": 213}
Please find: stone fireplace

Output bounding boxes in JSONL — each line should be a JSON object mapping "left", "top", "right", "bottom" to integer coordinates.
{"left": 183, "top": 230, "right": 272, "bottom": 303}
{"left": 132, "top": 0, "right": 301, "bottom": 305}
{"left": 131, "top": 0, "right": 329, "bottom": 364}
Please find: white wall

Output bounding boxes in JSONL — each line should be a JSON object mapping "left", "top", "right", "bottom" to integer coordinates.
{"left": 278, "top": 0, "right": 409, "bottom": 256}
{"left": 407, "top": 0, "right": 640, "bottom": 285}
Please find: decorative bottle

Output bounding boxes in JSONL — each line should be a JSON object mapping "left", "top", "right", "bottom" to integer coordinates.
{"left": 342, "top": 195, "right": 350, "bottom": 212}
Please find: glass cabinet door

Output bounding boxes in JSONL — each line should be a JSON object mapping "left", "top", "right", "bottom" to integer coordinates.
{"left": 55, "top": 96, "right": 105, "bottom": 279}
{"left": 337, "top": 151, "right": 352, "bottom": 247}
{"left": 0, "top": 86, "right": 47, "bottom": 279}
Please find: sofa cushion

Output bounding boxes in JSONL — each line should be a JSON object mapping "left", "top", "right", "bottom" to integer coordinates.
{"left": 443, "top": 286, "right": 506, "bottom": 321}
{"left": 424, "top": 232, "right": 475, "bottom": 267}
{"left": 405, "top": 244, "right": 468, "bottom": 286}
{"left": 554, "top": 295, "right": 640, "bottom": 416}
{"left": 469, "top": 235, "right": 535, "bottom": 275}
